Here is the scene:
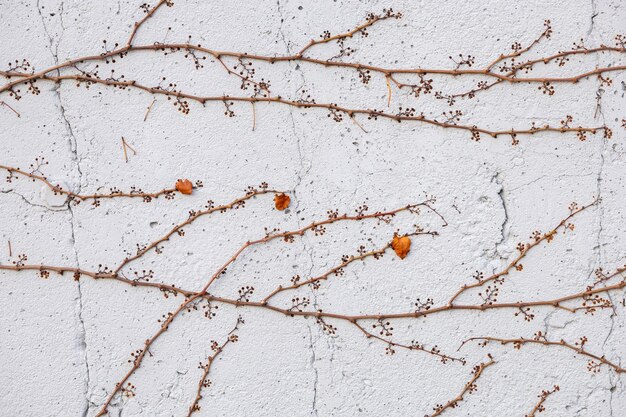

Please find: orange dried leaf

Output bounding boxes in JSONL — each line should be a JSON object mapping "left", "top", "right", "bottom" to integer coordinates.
{"left": 391, "top": 235, "right": 411, "bottom": 259}
{"left": 176, "top": 179, "right": 193, "bottom": 195}
{"left": 274, "top": 193, "right": 290, "bottom": 211}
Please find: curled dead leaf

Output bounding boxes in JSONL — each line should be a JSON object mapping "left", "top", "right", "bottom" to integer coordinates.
{"left": 175, "top": 179, "right": 193, "bottom": 195}
{"left": 391, "top": 235, "right": 411, "bottom": 259}
{"left": 274, "top": 193, "right": 290, "bottom": 211}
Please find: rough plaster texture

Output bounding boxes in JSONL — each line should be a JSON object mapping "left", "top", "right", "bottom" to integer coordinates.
{"left": 0, "top": 0, "right": 625, "bottom": 416}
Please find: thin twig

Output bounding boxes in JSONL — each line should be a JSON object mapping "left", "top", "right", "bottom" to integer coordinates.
{"left": 0, "top": 100, "right": 20, "bottom": 117}
{"left": 187, "top": 316, "right": 243, "bottom": 416}
{"left": 525, "top": 385, "right": 560, "bottom": 417}
{"left": 427, "top": 357, "right": 495, "bottom": 416}
{"left": 18, "top": 73, "right": 611, "bottom": 139}
{"left": 448, "top": 199, "right": 599, "bottom": 306}
{"left": 0, "top": 163, "right": 178, "bottom": 202}
{"left": 121, "top": 137, "right": 137, "bottom": 163}
{"left": 144, "top": 99, "right": 156, "bottom": 121}
{"left": 460, "top": 336, "right": 625, "bottom": 374}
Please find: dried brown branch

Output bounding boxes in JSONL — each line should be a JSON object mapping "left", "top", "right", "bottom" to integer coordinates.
{"left": 426, "top": 357, "right": 495, "bottom": 416}
{"left": 143, "top": 98, "right": 156, "bottom": 121}
{"left": 94, "top": 293, "right": 189, "bottom": 416}
{"left": 447, "top": 199, "right": 598, "bottom": 306}
{"left": 5, "top": 261, "right": 624, "bottom": 324}
{"left": 126, "top": 0, "right": 173, "bottom": 48}
{"left": 3, "top": 240, "right": 625, "bottom": 414}
{"left": 1, "top": 5, "right": 624, "bottom": 415}
{"left": 297, "top": 9, "right": 402, "bottom": 56}
{"left": 0, "top": 100, "right": 20, "bottom": 117}
{"left": 352, "top": 320, "right": 465, "bottom": 364}
{"left": 90, "top": 200, "right": 443, "bottom": 415}
{"left": 0, "top": 9, "right": 622, "bottom": 141}
{"left": 114, "top": 186, "right": 283, "bottom": 275}
{"left": 261, "top": 229, "right": 439, "bottom": 304}
{"left": 0, "top": 163, "right": 183, "bottom": 203}
{"left": 121, "top": 136, "right": 136, "bottom": 162}
{"left": 486, "top": 20, "right": 554, "bottom": 71}
{"left": 461, "top": 335, "right": 625, "bottom": 374}
{"left": 525, "top": 385, "right": 560, "bottom": 417}
{"left": 2, "top": 22, "right": 624, "bottom": 96}
{"left": 187, "top": 316, "right": 243, "bottom": 417}
{"left": 10, "top": 72, "right": 612, "bottom": 140}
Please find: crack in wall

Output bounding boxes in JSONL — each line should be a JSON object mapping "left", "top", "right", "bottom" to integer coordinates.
{"left": 585, "top": 0, "right": 614, "bottom": 352}
{"left": 275, "top": 5, "right": 320, "bottom": 413}
{"left": 36, "top": 0, "right": 82, "bottom": 181}
{"left": 69, "top": 202, "right": 93, "bottom": 417}
{"left": 306, "top": 323, "right": 320, "bottom": 417}
{"left": 493, "top": 171, "right": 509, "bottom": 262}
{"left": 4, "top": 2, "right": 621, "bottom": 415}
{"left": 36, "top": 2, "right": 91, "bottom": 415}
{"left": 36, "top": 0, "right": 60, "bottom": 62}
{"left": 586, "top": 2, "right": 618, "bottom": 415}
{"left": 1, "top": 188, "right": 66, "bottom": 211}
{"left": 276, "top": 0, "right": 311, "bottom": 202}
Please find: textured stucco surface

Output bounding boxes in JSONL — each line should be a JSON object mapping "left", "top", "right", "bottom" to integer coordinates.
{"left": 0, "top": 0, "right": 625, "bottom": 416}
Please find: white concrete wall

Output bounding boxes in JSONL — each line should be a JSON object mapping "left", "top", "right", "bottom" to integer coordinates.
{"left": 0, "top": 0, "right": 625, "bottom": 416}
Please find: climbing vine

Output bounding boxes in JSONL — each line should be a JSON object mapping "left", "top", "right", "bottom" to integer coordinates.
{"left": 1, "top": 1, "right": 624, "bottom": 416}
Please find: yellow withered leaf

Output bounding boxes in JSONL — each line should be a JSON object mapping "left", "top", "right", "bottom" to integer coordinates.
{"left": 391, "top": 235, "right": 411, "bottom": 259}
{"left": 175, "top": 179, "right": 193, "bottom": 195}
{"left": 274, "top": 193, "right": 291, "bottom": 211}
